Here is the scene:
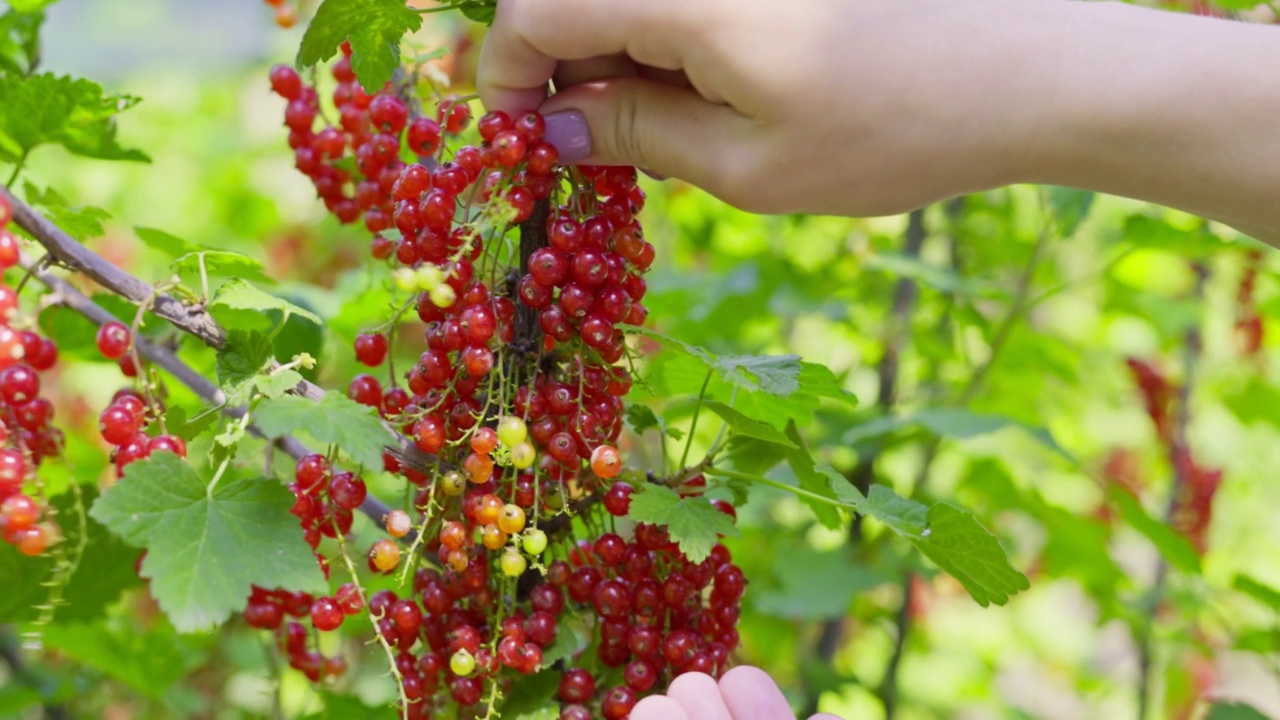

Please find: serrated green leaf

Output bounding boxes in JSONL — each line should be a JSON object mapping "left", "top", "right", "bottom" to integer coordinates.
{"left": 626, "top": 405, "right": 660, "bottom": 435}
{"left": 714, "top": 354, "right": 801, "bottom": 396}
{"left": 703, "top": 400, "right": 796, "bottom": 447}
{"left": 841, "top": 408, "right": 1070, "bottom": 461}
{"left": 89, "top": 453, "right": 326, "bottom": 632}
{"left": 23, "top": 182, "right": 111, "bottom": 240}
{"left": 211, "top": 278, "right": 320, "bottom": 325}
{"left": 253, "top": 391, "right": 394, "bottom": 470}
{"left": 442, "top": 0, "right": 496, "bottom": 24}
{"left": 216, "top": 329, "right": 271, "bottom": 389}
{"left": 173, "top": 250, "right": 272, "bottom": 285}
{"left": 0, "top": 73, "right": 148, "bottom": 162}
{"left": 297, "top": 0, "right": 423, "bottom": 92}
{"left": 0, "top": 487, "right": 141, "bottom": 623}
{"left": 830, "top": 481, "right": 1028, "bottom": 607}
{"left": 257, "top": 369, "right": 303, "bottom": 399}
{"left": 781, "top": 422, "right": 843, "bottom": 529}
{"left": 626, "top": 485, "right": 738, "bottom": 563}
{"left": 1111, "top": 489, "right": 1201, "bottom": 574}
{"left": 163, "top": 405, "right": 219, "bottom": 442}
{"left": 134, "top": 226, "right": 201, "bottom": 257}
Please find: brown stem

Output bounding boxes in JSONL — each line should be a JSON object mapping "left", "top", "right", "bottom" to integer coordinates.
{"left": 514, "top": 198, "right": 551, "bottom": 353}
{"left": 1137, "top": 262, "right": 1209, "bottom": 720}
{"left": 2, "top": 184, "right": 437, "bottom": 481}
{"left": 20, "top": 255, "right": 396, "bottom": 528}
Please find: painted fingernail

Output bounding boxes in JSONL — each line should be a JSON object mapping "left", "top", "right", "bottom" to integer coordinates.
{"left": 640, "top": 168, "right": 667, "bottom": 181}
{"left": 543, "top": 111, "right": 592, "bottom": 163}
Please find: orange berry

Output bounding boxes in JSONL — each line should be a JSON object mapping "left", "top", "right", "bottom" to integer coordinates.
{"left": 370, "top": 539, "right": 401, "bottom": 571}
{"left": 590, "top": 445, "right": 622, "bottom": 479}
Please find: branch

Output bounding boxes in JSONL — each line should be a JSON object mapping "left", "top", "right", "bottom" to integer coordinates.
{"left": 1137, "top": 261, "right": 1209, "bottom": 720}
{"left": 1, "top": 183, "right": 226, "bottom": 349}
{"left": 1, "top": 183, "right": 437, "bottom": 482}
{"left": 20, "top": 254, "right": 396, "bottom": 528}
{"left": 513, "top": 197, "right": 551, "bottom": 352}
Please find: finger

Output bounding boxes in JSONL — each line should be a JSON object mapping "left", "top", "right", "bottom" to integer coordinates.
{"left": 537, "top": 78, "right": 751, "bottom": 191}
{"left": 719, "top": 666, "right": 795, "bottom": 720}
{"left": 667, "top": 673, "right": 734, "bottom": 720}
{"left": 478, "top": 0, "right": 716, "bottom": 114}
{"left": 553, "top": 55, "right": 639, "bottom": 91}
{"left": 632, "top": 695, "right": 692, "bottom": 720}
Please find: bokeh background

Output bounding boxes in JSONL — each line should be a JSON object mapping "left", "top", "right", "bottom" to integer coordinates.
{"left": 3, "top": 1, "right": 1280, "bottom": 718}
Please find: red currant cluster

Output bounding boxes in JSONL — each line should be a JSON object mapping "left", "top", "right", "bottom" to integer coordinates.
{"left": 93, "top": 323, "right": 188, "bottom": 475}
{"left": 0, "top": 196, "right": 66, "bottom": 557}
{"left": 243, "top": 582, "right": 362, "bottom": 681}
{"left": 548, "top": 519, "right": 744, "bottom": 720}
{"left": 261, "top": 49, "right": 745, "bottom": 719}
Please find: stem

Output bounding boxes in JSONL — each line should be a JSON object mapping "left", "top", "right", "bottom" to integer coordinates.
{"left": 1137, "top": 261, "right": 1209, "bottom": 720}
{"left": 678, "top": 370, "right": 713, "bottom": 472}
{"left": 5, "top": 150, "right": 28, "bottom": 187}
{"left": 703, "top": 467, "right": 852, "bottom": 510}
{"left": 19, "top": 253, "right": 400, "bottom": 530}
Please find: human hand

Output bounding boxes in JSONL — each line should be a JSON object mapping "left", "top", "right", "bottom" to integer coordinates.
{"left": 477, "top": 0, "right": 1064, "bottom": 218}
{"left": 629, "top": 667, "right": 843, "bottom": 720}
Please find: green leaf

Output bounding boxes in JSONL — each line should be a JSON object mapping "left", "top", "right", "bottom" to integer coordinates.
{"left": 6, "top": 0, "right": 60, "bottom": 12}
{"left": 703, "top": 400, "right": 796, "bottom": 447}
{"left": 754, "top": 546, "right": 890, "bottom": 620}
{"left": 864, "top": 251, "right": 1007, "bottom": 298}
{"left": 89, "top": 453, "right": 326, "bottom": 632}
{"left": 841, "top": 408, "right": 1070, "bottom": 461}
{"left": 0, "top": 73, "right": 148, "bottom": 162}
{"left": 23, "top": 182, "right": 111, "bottom": 241}
{"left": 1205, "top": 703, "right": 1270, "bottom": 720}
{"left": 830, "top": 482, "right": 1029, "bottom": 607}
{"left": 1233, "top": 574, "right": 1280, "bottom": 610}
{"left": 42, "top": 619, "right": 195, "bottom": 699}
{"left": 1110, "top": 489, "right": 1201, "bottom": 574}
{"left": 297, "top": 0, "right": 423, "bottom": 92}
{"left": 162, "top": 405, "right": 220, "bottom": 442}
{"left": 626, "top": 405, "right": 660, "bottom": 435}
{"left": 133, "top": 226, "right": 201, "bottom": 257}
{"left": 1045, "top": 186, "right": 1094, "bottom": 236}
{"left": 173, "top": 251, "right": 272, "bottom": 285}
{"left": 626, "top": 485, "right": 738, "bottom": 563}
{"left": 257, "top": 368, "right": 303, "bottom": 399}
{"left": 0, "top": 9, "right": 43, "bottom": 76}
{"left": 216, "top": 329, "right": 271, "bottom": 392}
{"left": 211, "top": 278, "right": 320, "bottom": 325}
{"left": 500, "top": 671, "right": 560, "bottom": 717}
{"left": 0, "top": 487, "right": 141, "bottom": 623}
{"left": 781, "top": 422, "right": 843, "bottom": 529}
{"left": 440, "top": 0, "right": 496, "bottom": 24}
{"left": 253, "top": 391, "right": 394, "bottom": 470}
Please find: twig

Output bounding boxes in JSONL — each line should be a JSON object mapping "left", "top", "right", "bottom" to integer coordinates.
{"left": 513, "top": 198, "right": 551, "bottom": 353}
{"left": 1, "top": 183, "right": 226, "bottom": 348}
{"left": 2, "top": 184, "right": 438, "bottom": 480}
{"left": 19, "top": 255, "right": 397, "bottom": 527}
{"left": 0, "top": 626, "right": 69, "bottom": 720}
{"left": 809, "top": 209, "right": 927, "bottom": 694}
{"left": 1136, "top": 262, "right": 1209, "bottom": 720}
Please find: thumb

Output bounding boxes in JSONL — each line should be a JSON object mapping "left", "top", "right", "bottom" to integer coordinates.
{"left": 538, "top": 77, "right": 750, "bottom": 192}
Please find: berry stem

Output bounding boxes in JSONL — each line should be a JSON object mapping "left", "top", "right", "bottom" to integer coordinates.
{"left": 678, "top": 369, "right": 713, "bottom": 472}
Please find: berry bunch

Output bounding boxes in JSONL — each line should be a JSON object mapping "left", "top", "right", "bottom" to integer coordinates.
{"left": 260, "top": 49, "right": 744, "bottom": 719}
{"left": 93, "top": 322, "right": 188, "bottom": 475}
{"left": 0, "top": 196, "right": 67, "bottom": 557}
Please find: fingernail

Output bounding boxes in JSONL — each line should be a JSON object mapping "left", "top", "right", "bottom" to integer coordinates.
{"left": 640, "top": 168, "right": 666, "bottom": 181}
{"left": 543, "top": 111, "right": 592, "bottom": 163}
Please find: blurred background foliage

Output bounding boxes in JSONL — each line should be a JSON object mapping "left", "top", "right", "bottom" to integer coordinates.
{"left": 2, "top": 0, "right": 1280, "bottom": 719}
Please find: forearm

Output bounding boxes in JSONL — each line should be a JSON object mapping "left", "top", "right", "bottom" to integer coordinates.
{"left": 1018, "top": 2, "right": 1280, "bottom": 242}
